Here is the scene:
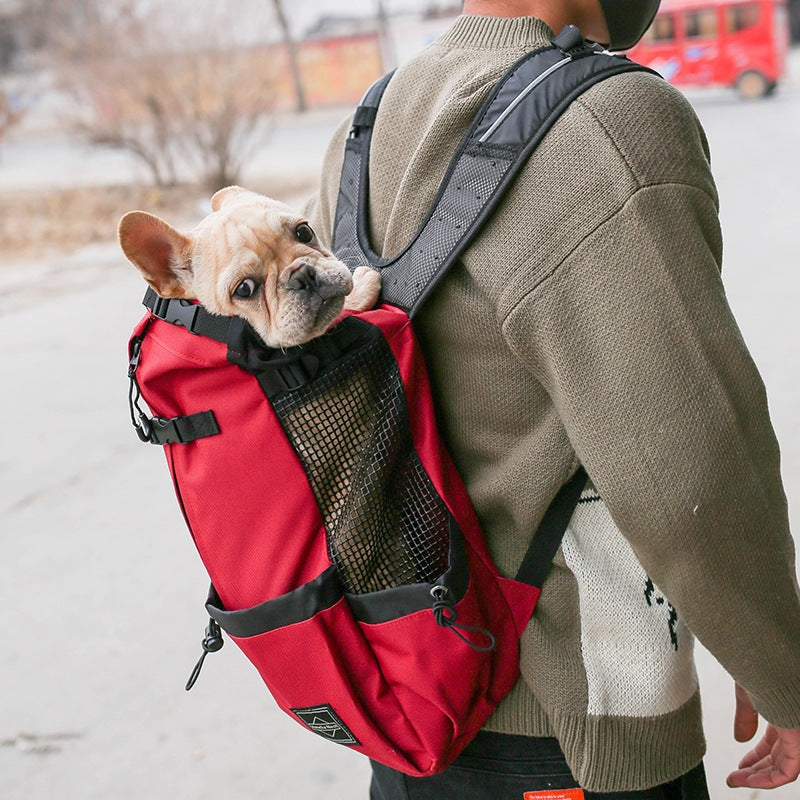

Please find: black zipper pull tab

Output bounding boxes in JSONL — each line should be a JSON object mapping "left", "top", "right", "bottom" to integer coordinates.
{"left": 185, "top": 618, "right": 224, "bottom": 691}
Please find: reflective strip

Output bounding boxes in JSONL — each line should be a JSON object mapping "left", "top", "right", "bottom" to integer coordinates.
{"left": 478, "top": 56, "right": 572, "bottom": 143}
{"left": 479, "top": 54, "right": 612, "bottom": 144}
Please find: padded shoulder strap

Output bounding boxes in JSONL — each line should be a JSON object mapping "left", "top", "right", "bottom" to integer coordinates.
{"left": 331, "top": 27, "right": 657, "bottom": 318}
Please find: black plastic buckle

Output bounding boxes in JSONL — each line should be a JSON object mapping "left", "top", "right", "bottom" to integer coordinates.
{"left": 134, "top": 412, "right": 153, "bottom": 443}
{"left": 152, "top": 297, "right": 200, "bottom": 332}
{"left": 148, "top": 416, "right": 186, "bottom": 445}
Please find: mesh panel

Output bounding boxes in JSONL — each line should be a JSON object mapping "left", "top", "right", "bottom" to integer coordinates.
{"left": 271, "top": 328, "right": 450, "bottom": 595}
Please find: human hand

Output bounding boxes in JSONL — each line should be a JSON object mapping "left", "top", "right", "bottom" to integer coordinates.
{"left": 726, "top": 683, "right": 800, "bottom": 790}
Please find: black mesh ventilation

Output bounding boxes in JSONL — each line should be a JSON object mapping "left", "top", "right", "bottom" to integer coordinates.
{"left": 271, "top": 327, "right": 451, "bottom": 595}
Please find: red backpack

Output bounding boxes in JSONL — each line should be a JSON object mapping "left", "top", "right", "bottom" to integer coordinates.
{"left": 126, "top": 29, "right": 649, "bottom": 777}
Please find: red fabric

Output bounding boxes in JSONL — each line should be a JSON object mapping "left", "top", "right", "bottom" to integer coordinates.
{"left": 136, "top": 316, "right": 330, "bottom": 610}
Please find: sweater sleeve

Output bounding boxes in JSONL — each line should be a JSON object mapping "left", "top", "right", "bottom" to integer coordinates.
{"left": 502, "top": 174, "right": 800, "bottom": 728}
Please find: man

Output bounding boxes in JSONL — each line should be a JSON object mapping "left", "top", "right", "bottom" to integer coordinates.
{"left": 306, "top": 0, "right": 800, "bottom": 796}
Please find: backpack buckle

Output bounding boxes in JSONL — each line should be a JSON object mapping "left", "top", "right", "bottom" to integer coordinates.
{"left": 145, "top": 412, "right": 220, "bottom": 445}
{"left": 151, "top": 296, "right": 200, "bottom": 332}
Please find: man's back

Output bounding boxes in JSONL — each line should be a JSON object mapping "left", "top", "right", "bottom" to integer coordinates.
{"left": 308, "top": 13, "right": 800, "bottom": 794}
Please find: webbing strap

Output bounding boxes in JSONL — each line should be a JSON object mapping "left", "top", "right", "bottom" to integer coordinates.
{"left": 515, "top": 467, "right": 588, "bottom": 588}
{"left": 130, "top": 293, "right": 223, "bottom": 446}
{"left": 331, "top": 28, "right": 657, "bottom": 317}
{"left": 143, "top": 288, "right": 231, "bottom": 343}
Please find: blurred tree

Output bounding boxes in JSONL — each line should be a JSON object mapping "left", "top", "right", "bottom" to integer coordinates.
{"left": 270, "top": 0, "right": 307, "bottom": 112}
{"left": 0, "top": 15, "right": 18, "bottom": 72}
{"left": 35, "top": 0, "right": 276, "bottom": 189}
{"left": 375, "top": 0, "right": 397, "bottom": 72}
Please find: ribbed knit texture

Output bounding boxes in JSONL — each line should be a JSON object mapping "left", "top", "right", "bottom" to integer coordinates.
{"left": 307, "top": 14, "right": 800, "bottom": 792}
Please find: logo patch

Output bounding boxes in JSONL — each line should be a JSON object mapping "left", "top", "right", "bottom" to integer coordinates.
{"left": 523, "top": 791, "right": 585, "bottom": 800}
{"left": 290, "top": 704, "right": 360, "bottom": 747}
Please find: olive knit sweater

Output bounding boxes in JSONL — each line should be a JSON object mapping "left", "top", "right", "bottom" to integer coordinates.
{"left": 306, "top": 14, "right": 800, "bottom": 792}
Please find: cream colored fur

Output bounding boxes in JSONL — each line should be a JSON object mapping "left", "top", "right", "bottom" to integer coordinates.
{"left": 119, "top": 186, "right": 380, "bottom": 347}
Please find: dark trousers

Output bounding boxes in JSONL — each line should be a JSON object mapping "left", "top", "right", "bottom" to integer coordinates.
{"left": 370, "top": 732, "right": 710, "bottom": 800}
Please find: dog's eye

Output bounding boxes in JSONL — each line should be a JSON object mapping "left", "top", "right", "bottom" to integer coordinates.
{"left": 295, "top": 223, "right": 315, "bottom": 244}
{"left": 233, "top": 278, "right": 259, "bottom": 299}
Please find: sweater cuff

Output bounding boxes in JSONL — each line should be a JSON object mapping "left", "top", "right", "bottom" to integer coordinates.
{"left": 751, "top": 676, "right": 800, "bottom": 728}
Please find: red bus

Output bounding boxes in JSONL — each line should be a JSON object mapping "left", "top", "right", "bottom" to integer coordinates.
{"left": 627, "top": 0, "right": 790, "bottom": 97}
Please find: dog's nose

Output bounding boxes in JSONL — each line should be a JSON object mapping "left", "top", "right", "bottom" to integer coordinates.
{"left": 287, "top": 263, "right": 317, "bottom": 292}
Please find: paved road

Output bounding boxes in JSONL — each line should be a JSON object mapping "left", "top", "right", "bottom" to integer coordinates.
{"left": 1, "top": 54, "right": 799, "bottom": 799}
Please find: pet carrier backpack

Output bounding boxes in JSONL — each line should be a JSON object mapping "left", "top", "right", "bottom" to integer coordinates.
{"left": 126, "top": 28, "right": 653, "bottom": 777}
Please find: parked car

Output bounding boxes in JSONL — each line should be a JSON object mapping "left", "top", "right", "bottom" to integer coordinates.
{"left": 627, "top": 0, "right": 790, "bottom": 97}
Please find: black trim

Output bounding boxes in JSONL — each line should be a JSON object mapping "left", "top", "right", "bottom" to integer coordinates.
{"left": 347, "top": 516, "right": 470, "bottom": 624}
{"left": 205, "top": 515, "right": 472, "bottom": 636}
{"left": 206, "top": 566, "right": 344, "bottom": 638}
{"left": 226, "top": 315, "right": 379, "bottom": 399}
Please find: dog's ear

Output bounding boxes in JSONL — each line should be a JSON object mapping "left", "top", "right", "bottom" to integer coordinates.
{"left": 211, "top": 185, "right": 247, "bottom": 212}
{"left": 118, "top": 211, "right": 194, "bottom": 299}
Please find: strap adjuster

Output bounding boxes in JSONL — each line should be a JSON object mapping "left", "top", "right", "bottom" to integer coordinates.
{"left": 257, "top": 354, "right": 320, "bottom": 396}
{"left": 149, "top": 416, "right": 188, "bottom": 445}
{"left": 143, "top": 288, "right": 231, "bottom": 342}
{"left": 151, "top": 295, "right": 200, "bottom": 332}
{"left": 350, "top": 105, "right": 378, "bottom": 134}
{"left": 552, "top": 25, "right": 585, "bottom": 54}
{"left": 135, "top": 410, "right": 220, "bottom": 445}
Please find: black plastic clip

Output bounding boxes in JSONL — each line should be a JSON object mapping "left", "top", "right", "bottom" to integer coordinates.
{"left": 148, "top": 417, "right": 187, "bottom": 445}
{"left": 140, "top": 411, "right": 220, "bottom": 446}
{"left": 128, "top": 337, "right": 154, "bottom": 441}
{"left": 185, "top": 618, "right": 224, "bottom": 691}
{"left": 266, "top": 354, "right": 321, "bottom": 394}
{"left": 128, "top": 338, "right": 143, "bottom": 378}
{"left": 134, "top": 413, "right": 153, "bottom": 443}
{"left": 152, "top": 296, "right": 200, "bottom": 332}
{"left": 351, "top": 104, "right": 378, "bottom": 134}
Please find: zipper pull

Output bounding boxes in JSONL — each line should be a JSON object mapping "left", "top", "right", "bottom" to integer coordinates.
{"left": 185, "top": 618, "right": 224, "bottom": 691}
{"left": 430, "top": 585, "right": 496, "bottom": 652}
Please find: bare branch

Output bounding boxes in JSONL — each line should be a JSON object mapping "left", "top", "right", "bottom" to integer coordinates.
{"left": 41, "top": 0, "right": 276, "bottom": 188}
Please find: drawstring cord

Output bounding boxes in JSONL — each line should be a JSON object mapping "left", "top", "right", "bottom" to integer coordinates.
{"left": 430, "top": 586, "right": 496, "bottom": 652}
{"left": 185, "top": 618, "right": 224, "bottom": 691}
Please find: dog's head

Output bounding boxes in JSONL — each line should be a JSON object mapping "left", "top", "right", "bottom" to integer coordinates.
{"left": 119, "top": 186, "right": 353, "bottom": 348}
